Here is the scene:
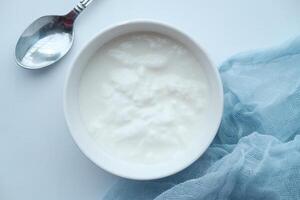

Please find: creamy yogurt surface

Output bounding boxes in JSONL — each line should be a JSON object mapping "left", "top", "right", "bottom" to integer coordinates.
{"left": 79, "top": 32, "right": 209, "bottom": 164}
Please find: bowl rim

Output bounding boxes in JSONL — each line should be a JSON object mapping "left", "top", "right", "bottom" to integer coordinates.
{"left": 64, "top": 19, "right": 224, "bottom": 180}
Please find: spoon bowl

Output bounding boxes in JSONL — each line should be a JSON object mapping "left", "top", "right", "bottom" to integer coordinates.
{"left": 15, "top": 15, "right": 74, "bottom": 69}
{"left": 15, "top": 0, "right": 93, "bottom": 69}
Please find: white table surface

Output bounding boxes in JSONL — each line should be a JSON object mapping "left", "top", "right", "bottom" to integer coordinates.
{"left": 1, "top": 0, "right": 300, "bottom": 199}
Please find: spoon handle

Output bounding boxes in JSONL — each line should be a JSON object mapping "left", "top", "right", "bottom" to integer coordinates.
{"left": 74, "top": 0, "right": 94, "bottom": 14}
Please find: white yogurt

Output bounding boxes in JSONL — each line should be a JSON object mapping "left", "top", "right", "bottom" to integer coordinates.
{"left": 79, "top": 32, "right": 209, "bottom": 164}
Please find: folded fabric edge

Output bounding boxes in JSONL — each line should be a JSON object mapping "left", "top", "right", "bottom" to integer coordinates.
{"left": 220, "top": 36, "right": 300, "bottom": 72}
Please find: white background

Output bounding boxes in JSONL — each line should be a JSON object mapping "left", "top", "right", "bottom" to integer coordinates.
{"left": 1, "top": 0, "right": 300, "bottom": 199}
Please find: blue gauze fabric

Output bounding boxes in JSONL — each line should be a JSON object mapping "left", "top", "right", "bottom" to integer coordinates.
{"left": 103, "top": 38, "right": 300, "bottom": 200}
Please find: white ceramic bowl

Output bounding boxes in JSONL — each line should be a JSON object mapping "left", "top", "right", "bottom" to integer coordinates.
{"left": 64, "top": 20, "right": 223, "bottom": 180}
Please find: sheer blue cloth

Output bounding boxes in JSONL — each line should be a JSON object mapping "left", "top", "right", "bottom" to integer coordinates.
{"left": 104, "top": 38, "right": 300, "bottom": 200}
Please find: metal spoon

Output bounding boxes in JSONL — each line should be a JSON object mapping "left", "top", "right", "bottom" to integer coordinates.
{"left": 15, "top": 0, "right": 93, "bottom": 69}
